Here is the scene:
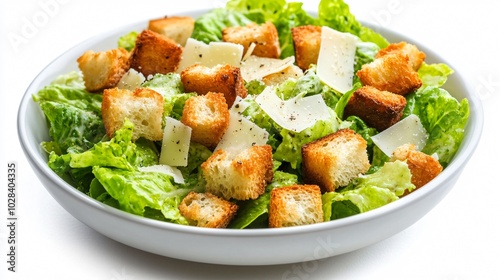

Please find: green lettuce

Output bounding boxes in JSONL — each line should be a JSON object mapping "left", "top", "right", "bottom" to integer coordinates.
{"left": 118, "top": 31, "right": 138, "bottom": 51}
{"left": 404, "top": 87, "right": 469, "bottom": 167}
{"left": 323, "top": 161, "right": 415, "bottom": 221}
{"left": 418, "top": 62, "right": 454, "bottom": 88}
{"left": 191, "top": 8, "right": 253, "bottom": 43}
{"left": 93, "top": 167, "right": 191, "bottom": 224}
{"left": 142, "top": 73, "right": 195, "bottom": 120}
{"left": 318, "top": 0, "right": 389, "bottom": 48}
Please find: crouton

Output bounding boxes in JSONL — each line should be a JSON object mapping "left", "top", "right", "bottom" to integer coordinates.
{"left": 302, "top": 129, "right": 370, "bottom": 192}
{"left": 180, "top": 64, "right": 247, "bottom": 107}
{"left": 178, "top": 192, "right": 238, "bottom": 228}
{"left": 291, "top": 25, "right": 322, "bottom": 71}
{"left": 269, "top": 185, "right": 324, "bottom": 228}
{"left": 356, "top": 53, "right": 422, "bottom": 96}
{"left": 391, "top": 144, "right": 443, "bottom": 194}
{"left": 201, "top": 145, "right": 274, "bottom": 200}
{"left": 181, "top": 92, "right": 230, "bottom": 149}
{"left": 261, "top": 65, "right": 304, "bottom": 86}
{"left": 129, "top": 29, "right": 183, "bottom": 77}
{"left": 148, "top": 16, "right": 195, "bottom": 47}
{"left": 222, "top": 21, "right": 280, "bottom": 59}
{"left": 77, "top": 48, "right": 130, "bottom": 92}
{"left": 376, "top": 41, "right": 426, "bottom": 71}
{"left": 101, "top": 87, "right": 163, "bottom": 141}
{"left": 344, "top": 85, "right": 407, "bottom": 131}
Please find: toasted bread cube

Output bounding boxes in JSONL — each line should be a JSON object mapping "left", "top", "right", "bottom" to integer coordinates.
{"left": 376, "top": 41, "right": 426, "bottom": 71}
{"left": 148, "top": 16, "right": 195, "bottom": 47}
{"left": 291, "top": 25, "right": 322, "bottom": 71}
{"left": 391, "top": 144, "right": 443, "bottom": 194}
{"left": 77, "top": 48, "right": 130, "bottom": 92}
{"left": 129, "top": 29, "right": 182, "bottom": 77}
{"left": 181, "top": 92, "right": 230, "bottom": 149}
{"left": 356, "top": 53, "right": 422, "bottom": 96}
{"left": 269, "top": 185, "right": 323, "bottom": 228}
{"left": 102, "top": 87, "right": 163, "bottom": 141}
{"left": 222, "top": 21, "right": 280, "bottom": 59}
{"left": 302, "top": 129, "right": 370, "bottom": 192}
{"left": 201, "top": 145, "right": 274, "bottom": 200}
{"left": 180, "top": 64, "right": 247, "bottom": 107}
{"left": 262, "top": 65, "right": 304, "bottom": 86}
{"left": 344, "top": 86, "right": 407, "bottom": 131}
{"left": 178, "top": 192, "right": 238, "bottom": 228}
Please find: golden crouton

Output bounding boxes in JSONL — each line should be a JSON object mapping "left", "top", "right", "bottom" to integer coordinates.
{"left": 261, "top": 65, "right": 304, "bottom": 86}
{"left": 181, "top": 92, "right": 230, "bottom": 149}
{"left": 376, "top": 41, "right": 426, "bottom": 71}
{"left": 391, "top": 144, "right": 443, "bottom": 195}
{"left": 178, "top": 192, "right": 238, "bottom": 228}
{"left": 269, "top": 185, "right": 324, "bottom": 228}
{"left": 77, "top": 48, "right": 130, "bottom": 92}
{"left": 148, "top": 16, "right": 195, "bottom": 47}
{"left": 344, "top": 85, "right": 407, "bottom": 131}
{"left": 101, "top": 87, "right": 163, "bottom": 141}
{"left": 302, "top": 129, "right": 370, "bottom": 192}
{"left": 201, "top": 145, "right": 274, "bottom": 200}
{"left": 222, "top": 21, "right": 280, "bottom": 59}
{"left": 180, "top": 64, "right": 247, "bottom": 107}
{"left": 356, "top": 53, "right": 422, "bottom": 96}
{"left": 291, "top": 25, "right": 322, "bottom": 71}
{"left": 129, "top": 29, "right": 183, "bottom": 77}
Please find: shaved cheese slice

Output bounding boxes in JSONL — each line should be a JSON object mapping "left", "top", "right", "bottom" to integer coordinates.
{"left": 241, "top": 55, "right": 295, "bottom": 82}
{"left": 117, "top": 68, "right": 145, "bottom": 90}
{"left": 371, "top": 114, "right": 429, "bottom": 157}
{"left": 176, "top": 38, "right": 243, "bottom": 73}
{"left": 215, "top": 100, "right": 269, "bottom": 157}
{"left": 160, "top": 117, "right": 192, "bottom": 167}
{"left": 255, "top": 86, "right": 330, "bottom": 133}
{"left": 317, "top": 26, "right": 359, "bottom": 94}
{"left": 139, "top": 165, "right": 185, "bottom": 184}
{"left": 242, "top": 42, "right": 256, "bottom": 61}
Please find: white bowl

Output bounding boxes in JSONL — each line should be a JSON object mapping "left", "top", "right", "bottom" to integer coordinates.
{"left": 17, "top": 10, "right": 483, "bottom": 265}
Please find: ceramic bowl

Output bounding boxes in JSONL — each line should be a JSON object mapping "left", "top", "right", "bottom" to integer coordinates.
{"left": 17, "top": 10, "right": 483, "bottom": 265}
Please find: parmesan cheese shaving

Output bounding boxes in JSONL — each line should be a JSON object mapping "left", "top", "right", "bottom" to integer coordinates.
{"left": 176, "top": 38, "right": 243, "bottom": 73}
{"left": 371, "top": 114, "right": 429, "bottom": 157}
{"left": 317, "top": 26, "right": 359, "bottom": 94}
{"left": 240, "top": 55, "right": 295, "bottom": 82}
{"left": 255, "top": 86, "right": 331, "bottom": 133}
{"left": 159, "top": 117, "right": 192, "bottom": 167}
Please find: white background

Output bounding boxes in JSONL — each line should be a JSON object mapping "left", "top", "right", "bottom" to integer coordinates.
{"left": 1, "top": 0, "right": 499, "bottom": 279}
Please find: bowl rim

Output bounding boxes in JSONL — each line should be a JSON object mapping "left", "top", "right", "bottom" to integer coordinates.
{"left": 17, "top": 8, "right": 484, "bottom": 239}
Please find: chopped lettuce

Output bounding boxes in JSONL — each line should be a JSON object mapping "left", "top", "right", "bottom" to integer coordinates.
{"left": 404, "top": 87, "right": 469, "bottom": 167}
{"left": 118, "top": 31, "right": 138, "bottom": 51}
{"left": 318, "top": 0, "right": 389, "bottom": 48}
{"left": 93, "top": 167, "right": 191, "bottom": 224}
{"left": 142, "top": 73, "right": 195, "bottom": 120}
{"left": 323, "top": 161, "right": 415, "bottom": 221}
{"left": 191, "top": 8, "right": 253, "bottom": 44}
{"left": 418, "top": 62, "right": 454, "bottom": 88}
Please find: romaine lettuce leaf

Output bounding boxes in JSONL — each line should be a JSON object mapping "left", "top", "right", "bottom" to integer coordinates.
{"left": 318, "top": 0, "right": 389, "bottom": 48}
{"left": 323, "top": 161, "right": 414, "bottom": 221}
{"left": 191, "top": 8, "right": 253, "bottom": 44}
{"left": 93, "top": 167, "right": 191, "bottom": 224}
{"left": 142, "top": 73, "right": 195, "bottom": 120}
{"left": 404, "top": 87, "right": 470, "bottom": 167}
{"left": 118, "top": 31, "right": 138, "bottom": 52}
{"left": 418, "top": 62, "right": 454, "bottom": 88}
{"left": 38, "top": 101, "right": 105, "bottom": 154}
